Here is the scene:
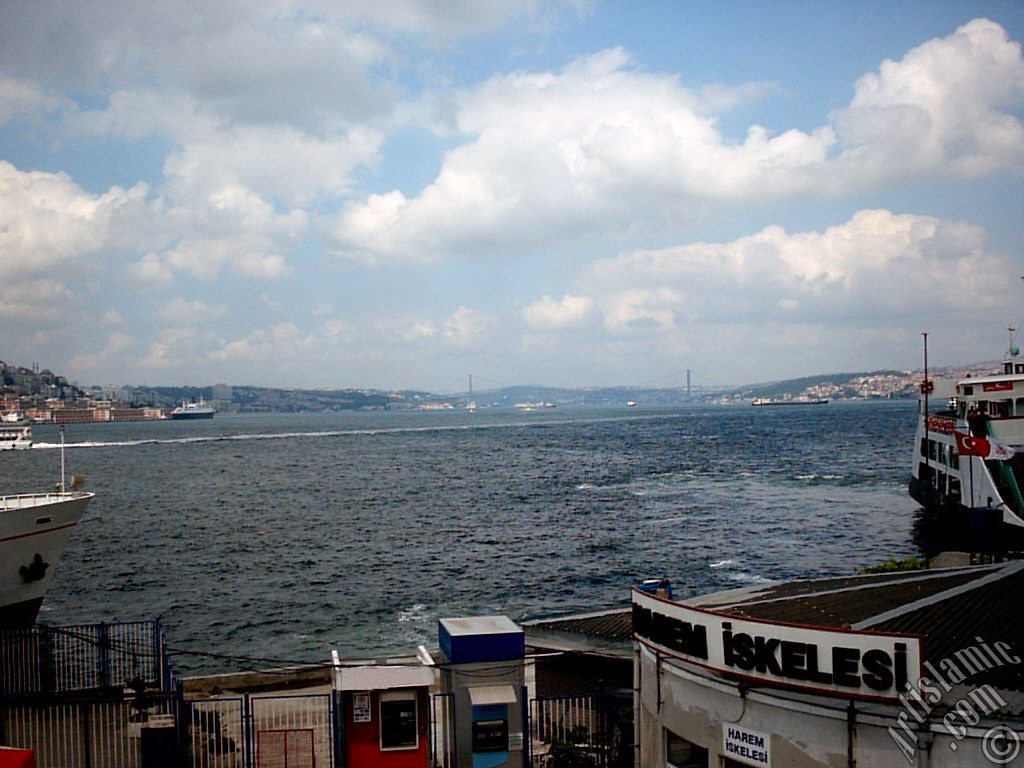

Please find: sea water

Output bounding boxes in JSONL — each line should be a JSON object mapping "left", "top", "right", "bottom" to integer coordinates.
{"left": 0, "top": 401, "right": 921, "bottom": 674}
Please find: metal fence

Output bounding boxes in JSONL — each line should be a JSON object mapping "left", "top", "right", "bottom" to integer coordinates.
{"left": 430, "top": 692, "right": 456, "bottom": 768}
{"left": 529, "top": 694, "right": 611, "bottom": 768}
{"left": 1, "top": 620, "right": 170, "bottom": 698}
{"left": 0, "top": 693, "right": 178, "bottom": 768}
{"left": 184, "top": 693, "right": 336, "bottom": 768}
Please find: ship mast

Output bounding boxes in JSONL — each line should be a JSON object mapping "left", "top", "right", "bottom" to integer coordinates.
{"left": 921, "top": 332, "right": 931, "bottom": 477}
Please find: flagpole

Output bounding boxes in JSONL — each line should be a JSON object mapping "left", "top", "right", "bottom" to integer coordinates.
{"left": 969, "top": 453, "right": 975, "bottom": 508}
{"left": 922, "top": 333, "right": 930, "bottom": 492}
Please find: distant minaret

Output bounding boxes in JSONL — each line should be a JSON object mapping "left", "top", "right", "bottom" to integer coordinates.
{"left": 686, "top": 369, "right": 691, "bottom": 398}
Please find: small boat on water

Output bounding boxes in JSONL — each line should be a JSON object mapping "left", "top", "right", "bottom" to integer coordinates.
{"left": 909, "top": 331, "right": 1024, "bottom": 533}
{"left": 170, "top": 398, "right": 216, "bottom": 420}
{"left": 0, "top": 413, "right": 32, "bottom": 450}
{"left": 751, "top": 397, "right": 829, "bottom": 406}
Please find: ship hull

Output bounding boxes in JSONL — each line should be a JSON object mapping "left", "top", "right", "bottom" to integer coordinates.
{"left": 0, "top": 493, "right": 93, "bottom": 630}
{"left": 170, "top": 411, "right": 215, "bottom": 420}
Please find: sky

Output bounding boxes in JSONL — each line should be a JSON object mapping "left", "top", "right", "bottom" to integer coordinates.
{"left": 2, "top": 1, "right": 1023, "bottom": 392}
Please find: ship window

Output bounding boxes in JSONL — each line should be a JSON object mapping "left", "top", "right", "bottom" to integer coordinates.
{"left": 992, "top": 400, "right": 1010, "bottom": 418}
{"left": 1006, "top": 363, "right": 1014, "bottom": 374}
{"left": 1017, "top": 398, "right": 1024, "bottom": 417}
{"left": 949, "top": 478, "right": 961, "bottom": 501}
{"left": 1017, "top": 364, "right": 1024, "bottom": 374}
{"left": 929, "top": 441, "right": 938, "bottom": 461}
{"left": 950, "top": 452, "right": 959, "bottom": 470}
{"left": 963, "top": 386, "right": 974, "bottom": 396}
{"left": 920, "top": 438, "right": 928, "bottom": 458}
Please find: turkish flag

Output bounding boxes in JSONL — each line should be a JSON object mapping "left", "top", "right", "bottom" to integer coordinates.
{"left": 954, "top": 431, "right": 990, "bottom": 457}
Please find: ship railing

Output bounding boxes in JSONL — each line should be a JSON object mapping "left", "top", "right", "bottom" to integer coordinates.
{"left": 0, "top": 491, "right": 92, "bottom": 510}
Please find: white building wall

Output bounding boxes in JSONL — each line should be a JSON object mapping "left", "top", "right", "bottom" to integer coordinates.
{"left": 637, "top": 646, "right": 1024, "bottom": 768}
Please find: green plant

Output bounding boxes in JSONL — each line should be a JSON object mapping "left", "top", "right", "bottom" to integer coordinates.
{"left": 858, "top": 556, "right": 928, "bottom": 574}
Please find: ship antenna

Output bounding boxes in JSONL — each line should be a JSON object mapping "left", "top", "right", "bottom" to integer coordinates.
{"left": 1012, "top": 276, "right": 1024, "bottom": 358}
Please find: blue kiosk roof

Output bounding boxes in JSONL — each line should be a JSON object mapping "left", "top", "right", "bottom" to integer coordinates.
{"left": 438, "top": 616, "right": 525, "bottom": 664}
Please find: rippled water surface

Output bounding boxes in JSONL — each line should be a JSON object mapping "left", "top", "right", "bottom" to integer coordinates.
{"left": 0, "top": 402, "right": 921, "bottom": 674}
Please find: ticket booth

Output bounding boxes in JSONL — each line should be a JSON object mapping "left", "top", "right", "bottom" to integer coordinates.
{"left": 333, "top": 662, "right": 435, "bottom": 768}
{"left": 438, "top": 616, "right": 525, "bottom": 768}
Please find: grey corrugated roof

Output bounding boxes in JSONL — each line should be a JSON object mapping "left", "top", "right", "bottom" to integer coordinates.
{"left": 866, "top": 563, "right": 1024, "bottom": 691}
{"left": 525, "top": 608, "right": 632, "bottom": 641}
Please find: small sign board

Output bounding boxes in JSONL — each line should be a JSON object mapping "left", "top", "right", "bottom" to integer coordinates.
{"left": 352, "top": 692, "right": 372, "bottom": 723}
{"left": 723, "top": 724, "right": 770, "bottom": 768}
{"left": 508, "top": 732, "right": 524, "bottom": 751}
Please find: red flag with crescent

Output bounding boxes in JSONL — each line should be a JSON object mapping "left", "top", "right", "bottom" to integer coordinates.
{"left": 954, "top": 431, "right": 1017, "bottom": 459}
{"left": 954, "top": 431, "right": 990, "bottom": 457}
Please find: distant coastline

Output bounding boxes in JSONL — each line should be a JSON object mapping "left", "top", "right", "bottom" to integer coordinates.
{"left": 2, "top": 357, "right": 1003, "bottom": 420}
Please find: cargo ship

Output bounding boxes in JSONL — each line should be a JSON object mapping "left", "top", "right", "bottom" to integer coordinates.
{"left": 170, "top": 399, "right": 216, "bottom": 420}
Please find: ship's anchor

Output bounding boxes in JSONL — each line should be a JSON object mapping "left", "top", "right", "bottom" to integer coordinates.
{"left": 19, "top": 554, "right": 49, "bottom": 583}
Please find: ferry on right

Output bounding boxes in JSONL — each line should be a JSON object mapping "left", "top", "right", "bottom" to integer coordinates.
{"left": 909, "top": 332, "right": 1024, "bottom": 533}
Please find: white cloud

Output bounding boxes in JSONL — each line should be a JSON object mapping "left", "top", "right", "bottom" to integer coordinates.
{"left": 834, "top": 18, "right": 1024, "bottom": 179}
{"left": 67, "top": 331, "right": 133, "bottom": 372}
{"left": 0, "top": 161, "right": 150, "bottom": 280}
{"left": 442, "top": 306, "right": 494, "bottom": 347}
{"left": 522, "top": 293, "right": 596, "bottom": 329}
{"left": 510, "top": 209, "right": 1019, "bottom": 381}
{"left": 259, "top": 293, "right": 284, "bottom": 312}
{"left": 0, "top": 279, "right": 74, "bottom": 321}
{"left": 207, "top": 323, "right": 316, "bottom": 363}
{"left": 584, "top": 209, "right": 1012, "bottom": 327}
{"left": 156, "top": 298, "right": 228, "bottom": 324}
{"left": 126, "top": 253, "right": 175, "bottom": 289}
{"left": 568, "top": 207, "right": 1016, "bottom": 375}
{"left": 311, "top": 302, "right": 334, "bottom": 317}
{"left": 321, "top": 319, "right": 358, "bottom": 344}
{"left": 162, "top": 124, "right": 382, "bottom": 208}
{"left": 329, "top": 21, "right": 1024, "bottom": 264}
{"left": 138, "top": 327, "right": 214, "bottom": 371}
{"left": 0, "top": 76, "right": 60, "bottom": 124}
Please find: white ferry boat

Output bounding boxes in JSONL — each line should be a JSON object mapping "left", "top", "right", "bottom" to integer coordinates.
{"left": 170, "top": 399, "right": 215, "bottom": 420}
{"left": 909, "top": 336, "right": 1024, "bottom": 530}
{"left": 0, "top": 490, "right": 93, "bottom": 628}
{"left": 0, "top": 413, "right": 32, "bottom": 450}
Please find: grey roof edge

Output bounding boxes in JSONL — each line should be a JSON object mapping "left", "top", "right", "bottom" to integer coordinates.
{"left": 521, "top": 606, "right": 628, "bottom": 627}
{"left": 853, "top": 561, "right": 1024, "bottom": 630}
{"left": 692, "top": 564, "right": 1003, "bottom": 611}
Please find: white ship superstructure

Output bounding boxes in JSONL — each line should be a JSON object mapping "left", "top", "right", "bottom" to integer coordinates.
{"left": 0, "top": 423, "right": 32, "bottom": 450}
{"left": 909, "top": 338, "right": 1024, "bottom": 529}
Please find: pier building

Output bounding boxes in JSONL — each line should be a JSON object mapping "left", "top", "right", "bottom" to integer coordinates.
{"left": 632, "top": 562, "right": 1024, "bottom": 767}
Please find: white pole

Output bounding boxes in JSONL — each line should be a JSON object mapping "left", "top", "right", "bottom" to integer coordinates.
{"left": 60, "top": 425, "right": 66, "bottom": 493}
